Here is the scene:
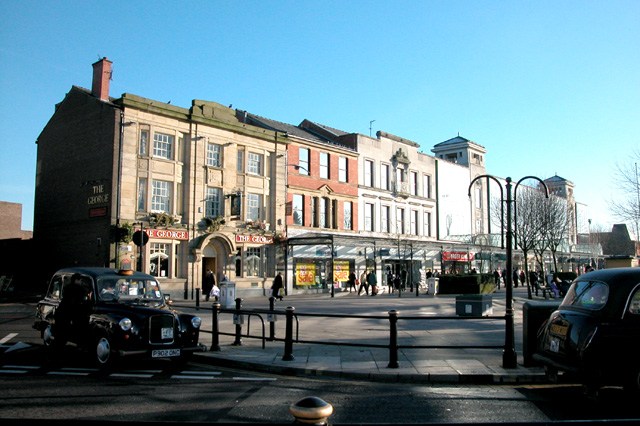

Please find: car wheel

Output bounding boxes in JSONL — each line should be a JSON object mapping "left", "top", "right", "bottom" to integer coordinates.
{"left": 544, "top": 366, "right": 558, "bottom": 383}
{"left": 95, "top": 333, "right": 114, "bottom": 368}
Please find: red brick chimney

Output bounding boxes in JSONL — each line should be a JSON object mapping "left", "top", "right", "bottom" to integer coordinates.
{"left": 91, "top": 57, "right": 112, "bottom": 101}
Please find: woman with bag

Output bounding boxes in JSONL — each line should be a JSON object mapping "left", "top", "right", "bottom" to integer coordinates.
{"left": 271, "top": 273, "right": 284, "bottom": 301}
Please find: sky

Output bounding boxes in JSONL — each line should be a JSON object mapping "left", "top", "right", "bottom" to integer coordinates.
{"left": 1, "top": 1, "right": 638, "bottom": 232}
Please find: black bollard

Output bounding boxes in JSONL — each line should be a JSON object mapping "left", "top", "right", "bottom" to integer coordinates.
{"left": 282, "top": 306, "right": 295, "bottom": 361}
{"left": 233, "top": 297, "right": 243, "bottom": 346}
{"left": 210, "top": 302, "right": 221, "bottom": 351}
{"left": 268, "top": 296, "right": 276, "bottom": 341}
{"left": 195, "top": 288, "right": 200, "bottom": 309}
{"left": 387, "top": 310, "right": 399, "bottom": 368}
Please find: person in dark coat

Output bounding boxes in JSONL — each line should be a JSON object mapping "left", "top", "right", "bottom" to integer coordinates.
{"left": 271, "top": 273, "right": 284, "bottom": 300}
{"left": 513, "top": 269, "right": 520, "bottom": 288}
{"left": 348, "top": 271, "right": 357, "bottom": 293}
{"left": 493, "top": 269, "right": 501, "bottom": 289}
{"left": 204, "top": 269, "right": 215, "bottom": 301}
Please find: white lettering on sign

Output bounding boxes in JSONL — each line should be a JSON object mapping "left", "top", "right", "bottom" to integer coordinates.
{"left": 137, "top": 229, "right": 189, "bottom": 240}
{"left": 87, "top": 184, "right": 109, "bottom": 205}
{"left": 236, "top": 234, "right": 274, "bottom": 244}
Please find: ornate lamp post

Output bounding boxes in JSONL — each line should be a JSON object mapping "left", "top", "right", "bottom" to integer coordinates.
{"left": 468, "top": 175, "right": 548, "bottom": 368}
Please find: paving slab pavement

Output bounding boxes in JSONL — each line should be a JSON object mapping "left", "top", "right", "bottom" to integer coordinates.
{"left": 183, "top": 285, "right": 559, "bottom": 385}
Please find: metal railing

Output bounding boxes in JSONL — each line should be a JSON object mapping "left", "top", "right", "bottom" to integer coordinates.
{"left": 202, "top": 297, "right": 508, "bottom": 369}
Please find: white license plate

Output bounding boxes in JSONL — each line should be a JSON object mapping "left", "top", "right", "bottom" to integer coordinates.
{"left": 161, "top": 327, "right": 174, "bottom": 339}
{"left": 152, "top": 349, "right": 180, "bottom": 358}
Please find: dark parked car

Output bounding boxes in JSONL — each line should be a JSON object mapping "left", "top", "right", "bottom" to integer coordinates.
{"left": 534, "top": 267, "right": 640, "bottom": 396}
{"left": 33, "top": 267, "right": 205, "bottom": 367}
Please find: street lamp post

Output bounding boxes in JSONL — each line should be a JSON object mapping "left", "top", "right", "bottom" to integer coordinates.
{"left": 468, "top": 175, "right": 548, "bottom": 369}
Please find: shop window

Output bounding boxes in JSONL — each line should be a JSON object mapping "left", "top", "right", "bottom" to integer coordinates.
{"left": 150, "top": 243, "right": 169, "bottom": 278}
{"left": 246, "top": 247, "right": 261, "bottom": 277}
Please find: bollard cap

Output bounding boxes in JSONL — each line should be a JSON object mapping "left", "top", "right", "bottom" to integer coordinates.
{"left": 289, "top": 397, "right": 333, "bottom": 425}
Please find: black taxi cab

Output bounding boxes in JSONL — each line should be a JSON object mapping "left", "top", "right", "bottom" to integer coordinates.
{"left": 534, "top": 267, "right": 640, "bottom": 395}
{"left": 33, "top": 267, "right": 205, "bottom": 367}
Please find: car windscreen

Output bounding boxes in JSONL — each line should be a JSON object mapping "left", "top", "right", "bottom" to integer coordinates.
{"left": 561, "top": 279, "right": 609, "bottom": 310}
{"left": 97, "top": 276, "right": 163, "bottom": 302}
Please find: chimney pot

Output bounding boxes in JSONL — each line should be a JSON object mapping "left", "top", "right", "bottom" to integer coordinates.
{"left": 91, "top": 57, "right": 113, "bottom": 101}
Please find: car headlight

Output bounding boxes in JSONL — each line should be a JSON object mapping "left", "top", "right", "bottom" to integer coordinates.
{"left": 119, "top": 318, "right": 132, "bottom": 331}
{"left": 191, "top": 316, "right": 202, "bottom": 329}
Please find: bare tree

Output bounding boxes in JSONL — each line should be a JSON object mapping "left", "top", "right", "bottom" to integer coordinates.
{"left": 610, "top": 150, "right": 640, "bottom": 241}
{"left": 514, "top": 187, "right": 547, "bottom": 299}
{"left": 543, "top": 194, "right": 570, "bottom": 275}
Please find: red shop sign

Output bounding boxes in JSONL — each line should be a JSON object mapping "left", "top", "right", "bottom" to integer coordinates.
{"left": 236, "top": 234, "right": 274, "bottom": 244}
{"left": 140, "top": 229, "right": 189, "bottom": 240}
{"left": 443, "top": 251, "right": 474, "bottom": 262}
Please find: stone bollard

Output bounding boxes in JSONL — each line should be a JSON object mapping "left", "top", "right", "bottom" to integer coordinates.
{"left": 289, "top": 397, "right": 333, "bottom": 425}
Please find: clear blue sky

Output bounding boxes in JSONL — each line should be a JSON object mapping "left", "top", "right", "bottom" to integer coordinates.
{"left": 1, "top": 1, "right": 638, "bottom": 231}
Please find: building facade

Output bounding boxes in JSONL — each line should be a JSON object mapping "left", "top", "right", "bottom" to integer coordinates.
{"left": 32, "top": 58, "right": 599, "bottom": 297}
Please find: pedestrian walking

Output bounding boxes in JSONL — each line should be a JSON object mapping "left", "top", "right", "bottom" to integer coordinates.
{"left": 348, "top": 271, "right": 357, "bottom": 293}
{"left": 493, "top": 269, "right": 501, "bottom": 290}
{"left": 204, "top": 269, "right": 215, "bottom": 301}
{"left": 513, "top": 269, "right": 520, "bottom": 288}
{"left": 271, "top": 273, "right": 284, "bottom": 301}
{"left": 358, "top": 270, "right": 369, "bottom": 296}
{"left": 368, "top": 269, "right": 378, "bottom": 296}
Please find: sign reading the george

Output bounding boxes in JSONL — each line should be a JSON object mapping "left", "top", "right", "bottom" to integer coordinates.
{"left": 236, "top": 234, "right": 274, "bottom": 244}
{"left": 443, "top": 252, "right": 474, "bottom": 262}
{"left": 137, "top": 229, "right": 189, "bottom": 240}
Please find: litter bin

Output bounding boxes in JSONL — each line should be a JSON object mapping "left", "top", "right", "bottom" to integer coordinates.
{"left": 427, "top": 277, "right": 439, "bottom": 295}
{"left": 219, "top": 281, "right": 236, "bottom": 309}
{"left": 456, "top": 294, "right": 493, "bottom": 316}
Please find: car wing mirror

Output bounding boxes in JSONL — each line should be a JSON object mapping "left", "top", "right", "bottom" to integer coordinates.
{"left": 164, "top": 294, "right": 172, "bottom": 305}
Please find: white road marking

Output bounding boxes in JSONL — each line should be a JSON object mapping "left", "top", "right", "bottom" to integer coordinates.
{"left": 0, "top": 333, "right": 18, "bottom": 344}
{"left": 111, "top": 373, "right": 155, "bottom": 378}
{"left": 180, "top": 370, "right": 222, "bottom": 376}
{"left": 47, "top": 371, "right": 90, "bottom": 376}
{"left": 232, "top": 377, "right": 277, "bottom": 381}
{"left": 171, "top": 375, "right": 218, "bottom": 380}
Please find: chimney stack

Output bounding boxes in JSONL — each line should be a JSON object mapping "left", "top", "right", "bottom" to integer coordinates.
{"left": 91, "top": 57, "right": 112, "bottom": 101}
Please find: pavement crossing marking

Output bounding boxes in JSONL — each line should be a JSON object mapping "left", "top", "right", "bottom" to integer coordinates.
{"left": 0, "top": 333, "right": 18, "bottom": 344}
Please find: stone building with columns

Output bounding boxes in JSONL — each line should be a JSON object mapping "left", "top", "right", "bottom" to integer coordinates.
{"left": 34, "top": 57, "right": 289, "bottom": 297}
